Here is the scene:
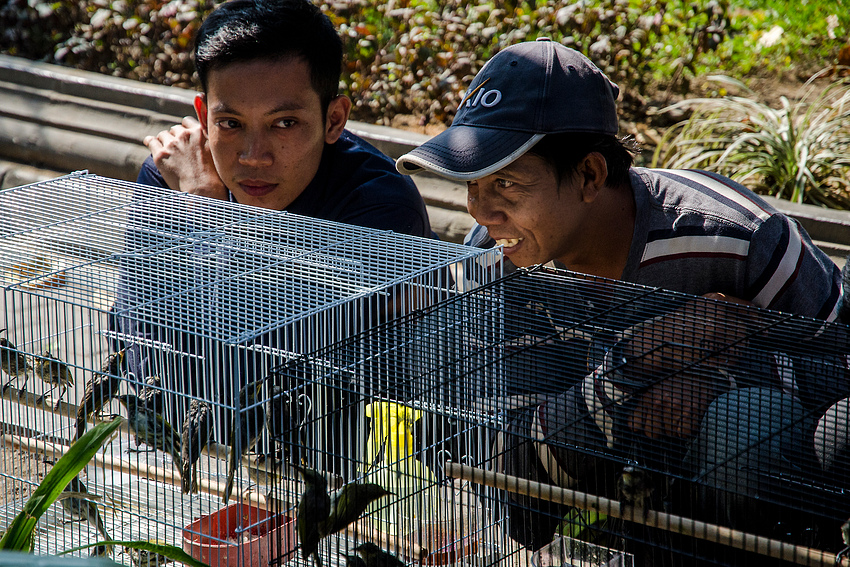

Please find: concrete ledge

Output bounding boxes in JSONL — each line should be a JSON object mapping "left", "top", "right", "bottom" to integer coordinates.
{"left": 2, "top": 54, "right": 850, "bottom": 257}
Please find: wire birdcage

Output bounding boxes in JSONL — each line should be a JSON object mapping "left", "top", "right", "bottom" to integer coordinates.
{"left": 0, "top": 172, "right": 502, "bottom": 564}
{"left": 264, "top": 265, "right": 850, "bottom": 567}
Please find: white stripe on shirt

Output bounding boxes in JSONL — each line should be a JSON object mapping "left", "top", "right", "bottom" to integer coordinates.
{"left": 642, "top": 234, "right": 750, "bottom": 264}
{"left": 753, "top": 217, "right": 804, "bottom": 307}
{"left": 657, "top": 169, "right": 773, "bottom": 222}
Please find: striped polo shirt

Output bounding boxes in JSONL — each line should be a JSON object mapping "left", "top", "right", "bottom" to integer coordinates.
{"left": 624, "top": 168, "right": 842, "bottom": 321}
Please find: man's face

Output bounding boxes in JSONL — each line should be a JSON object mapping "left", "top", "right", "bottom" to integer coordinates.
{"left": 467, "top": 153, "right": 588, "bottom": 268}
{"left": 195, "top": 57, "right": 348, "bottom": 210}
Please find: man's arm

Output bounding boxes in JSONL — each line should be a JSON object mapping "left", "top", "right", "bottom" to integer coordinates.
{"left": 142, "top": 116, "right": 229, "bottom": 200}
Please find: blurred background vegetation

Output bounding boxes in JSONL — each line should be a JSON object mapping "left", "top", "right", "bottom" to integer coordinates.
{"left": 1, "top": 0, "right": 849, "bottom": 205}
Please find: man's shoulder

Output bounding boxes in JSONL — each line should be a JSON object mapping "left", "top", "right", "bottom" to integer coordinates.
{"left": 317, "top": 129, "right": 431, "bottom": 237}
{"left": 329, "top": 129, "right": 420, "bottom": 194}
{"left": 634, "top": 167, "right": 780, "bottom": 225}
{"left": 136, "top": 155, "right": 169, "bottom": 189}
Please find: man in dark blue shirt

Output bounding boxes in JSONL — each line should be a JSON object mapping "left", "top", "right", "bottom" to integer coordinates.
{"left": 138, "top": 0, "right": 432, "bottom": 239}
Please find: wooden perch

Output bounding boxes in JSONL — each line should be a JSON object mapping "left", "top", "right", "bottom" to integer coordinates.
{"left": 445, "top": 462, "right": 848, "bottom": 567}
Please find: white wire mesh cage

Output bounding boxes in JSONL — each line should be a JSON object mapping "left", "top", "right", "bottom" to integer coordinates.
{"left": 0, "top": 172, "right": 502, "bottom": 564}
{"left": 261, "top": 266, "right": 850, "bottom": 567}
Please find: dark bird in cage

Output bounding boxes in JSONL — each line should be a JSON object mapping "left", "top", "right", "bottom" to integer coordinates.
{"left": 617, "top": 465, "right": 654, "bottom": 517}
{"left": 836, "top": 518, "right": 850, "bottom": 566}
{"left": 0, "top": 328, "right": 33, "bottom": 396}
{"left": 125, "top": 540, "right": 174, "bottom": 567}
{"left": 34, "top": 350, "right": 74, "bottom": 410}
{"left": 320, "top": 482, "right": 392, "bottom": 537}
{"left": 181, "top": 399, "right": 212, "bottom": 494}
{"left": 75, "top": 349, "right": 126, "bottom": 439}
{"left": 343, "top": 554, "right": 367, "bottom": 567}
{"left": 60, "top": 475, "right": 113, "bottom": 557}
{"left": 118, "top": 394, "right": 183, "bottom": 470}
{"left": 292, "top": 462, "right": 330, "bottom": 567}
{"left": 355, "top": 542, "right": 408, "bottom": 567}
{"left": 139, "top": 375, "right": 164, "bottom": 414}
{"left": 222, "top": 379, "right": 266, "bottom": 505}
{"left": 265, "top": 383, "right": 298, "bottom": 461}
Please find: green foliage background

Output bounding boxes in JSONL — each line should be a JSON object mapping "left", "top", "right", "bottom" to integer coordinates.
{"left": 1, "top": 0, "right": 847, "bottom": 127}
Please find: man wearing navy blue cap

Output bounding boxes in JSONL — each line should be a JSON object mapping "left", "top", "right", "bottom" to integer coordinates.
{"left": 397, "top": 39, "right": 850, "bottom": 553}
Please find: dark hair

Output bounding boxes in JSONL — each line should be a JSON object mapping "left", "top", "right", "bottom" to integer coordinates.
{"left": 194, "top": 0, "right": 342, "bottom": 115}
{"left": 527, "top": 133, "right": 638, "bottom": 189}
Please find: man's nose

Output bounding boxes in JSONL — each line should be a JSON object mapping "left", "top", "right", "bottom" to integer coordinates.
{"left": 468, "top": 191, "right": 506, "bottom": 225}
{"left": 238, "top": 131, "right": 273, "bottom": 167}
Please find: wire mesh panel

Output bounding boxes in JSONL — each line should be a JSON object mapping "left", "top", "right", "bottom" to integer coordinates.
{"left": 0, "top": 172, "right": 501, "bottom": 564}
{"left": 264, "top": 266, "right": 850, "bottom": 567}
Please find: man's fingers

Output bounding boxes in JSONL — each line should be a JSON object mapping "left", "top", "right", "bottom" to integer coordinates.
{"left": 181, "top": 115, "right": 200, "bottom": 128}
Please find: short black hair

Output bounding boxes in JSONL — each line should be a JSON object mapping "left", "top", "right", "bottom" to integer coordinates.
{"left": 527, "top": 133, "right": 638, "bottom": 189}
{"left": 194, "top": 0, "right": 342, "bottom": 114}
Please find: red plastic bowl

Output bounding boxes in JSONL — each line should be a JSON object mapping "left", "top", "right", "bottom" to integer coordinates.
{"left": 182, "top": 503, "right": 297, "bottom": 566}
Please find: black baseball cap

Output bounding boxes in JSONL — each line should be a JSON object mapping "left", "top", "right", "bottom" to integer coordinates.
{"left": 396, "top": 38, "right": 620, "bottom": 181}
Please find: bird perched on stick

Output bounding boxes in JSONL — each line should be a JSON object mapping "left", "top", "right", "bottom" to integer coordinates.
{"left": 118, "top": 394, "right": 182, "bottom": 470}
{"left": 265, "top": 383, "right": 298, "bottom": 461}
{"left": 222, "top": 379, "right": 265, "bottom": 505}
{"left": 34, "top": 350, "right": 74, "bottom": 410}
{"left": 60, "top": 475, "right": 113, "bottom": 557}
{"left": 0, "top": 328, "right": 32, "bottom": 396}
{"left": 617, "top": 465, "right": 653, "bottom": 520}
{"left": 181, "top": 398, "right": 212, "bottom": 494}
{"left": 355, "top": 542, "right": 408, "bottom": 567}
{"left": 292, "top": 462, "right": 331, "bottom": 567}
{"left": 321, "top": 482, "right": 392, "bottom": 537}
{"left": 76, "top": 349, "right": 126, "bottom": 439}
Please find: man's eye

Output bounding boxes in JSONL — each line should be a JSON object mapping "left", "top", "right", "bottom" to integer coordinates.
{"left": 216, "top": 119, "right": 240, "bottom": 130}
{"left": 274, "top": 118, "right": 296, "bottom": 128}
{"left": 496, "top": 178, "right": 514, "bottom": 188}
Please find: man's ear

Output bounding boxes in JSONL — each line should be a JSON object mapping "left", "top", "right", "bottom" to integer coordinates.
{"left": 578, "top": 152, "right": 608, "bottom": 203}
{"left": 324, "top": 95, "right": 352, "bottom": 144}
{"left": 194, "top": 93, "right": 209, "bottom": 133}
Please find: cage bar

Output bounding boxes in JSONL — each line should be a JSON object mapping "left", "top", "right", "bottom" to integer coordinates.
{"left": 0, "top": 172, "right": 501, "bottom": 564}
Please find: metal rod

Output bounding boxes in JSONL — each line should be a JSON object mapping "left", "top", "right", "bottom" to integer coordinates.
{"left": 444, "top": 462, "right": 846, "bottom": 567}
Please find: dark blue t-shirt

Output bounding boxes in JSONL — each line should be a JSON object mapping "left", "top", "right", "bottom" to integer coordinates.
{"left": 137, "top": 129, "right": 433, "bottom": 238}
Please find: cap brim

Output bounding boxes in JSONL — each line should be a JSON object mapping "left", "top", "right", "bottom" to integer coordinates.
{"left": 396, "top": 125, "right": 544, "bottom": 181}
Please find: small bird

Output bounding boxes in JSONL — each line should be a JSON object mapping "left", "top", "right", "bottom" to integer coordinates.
{"left": 265, "top": 383, "right": 297, "bottom": 461}
{"left": 836, "top": 518, "right": 850, "bottom": 566}
{"left": 355, "top": 542, "right": 408, "bottom": 567}
{"left": 344, "top": 554, "right": 367, "bottom": 567}
{"left": 0, "top": 329, "right": 33, "bottom": 395}
{"left": 617, "top": 465, "right": 654, "bottom": 519}
{"left": 125, "top": 540, "right": 174, "bottom": 567}
{"left": 181, "top": 399, "right": 212, "bottom": 494}
{"left": 320, "top": 482, "right": 392, "bottom": 537}
{"left": 34, "top": 350, "right": 74, "bottom": 410}
{"left": 118, "top": 394, "right": 183, "bottom": 470}
{"left": 75, "top": 349, "right": 126, "bottom": 439}
{"left": 222, "top": 379, "right": 266, "bottom": 505}
{"left": 292, "top": 462, "right": 331, "bottom": 567}
{"left": 139, "top": 376, "right": 164, "bottom": 415}
{"left": 60, "top": 475, "right": 113, "bottom": 557}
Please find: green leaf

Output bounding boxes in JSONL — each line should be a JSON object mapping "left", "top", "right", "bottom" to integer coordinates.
{"left": 0, "top": 418, "right": 123, "bottom": 551}
{"left": 63, "top": 539, "right": 209, "bottom": 567}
